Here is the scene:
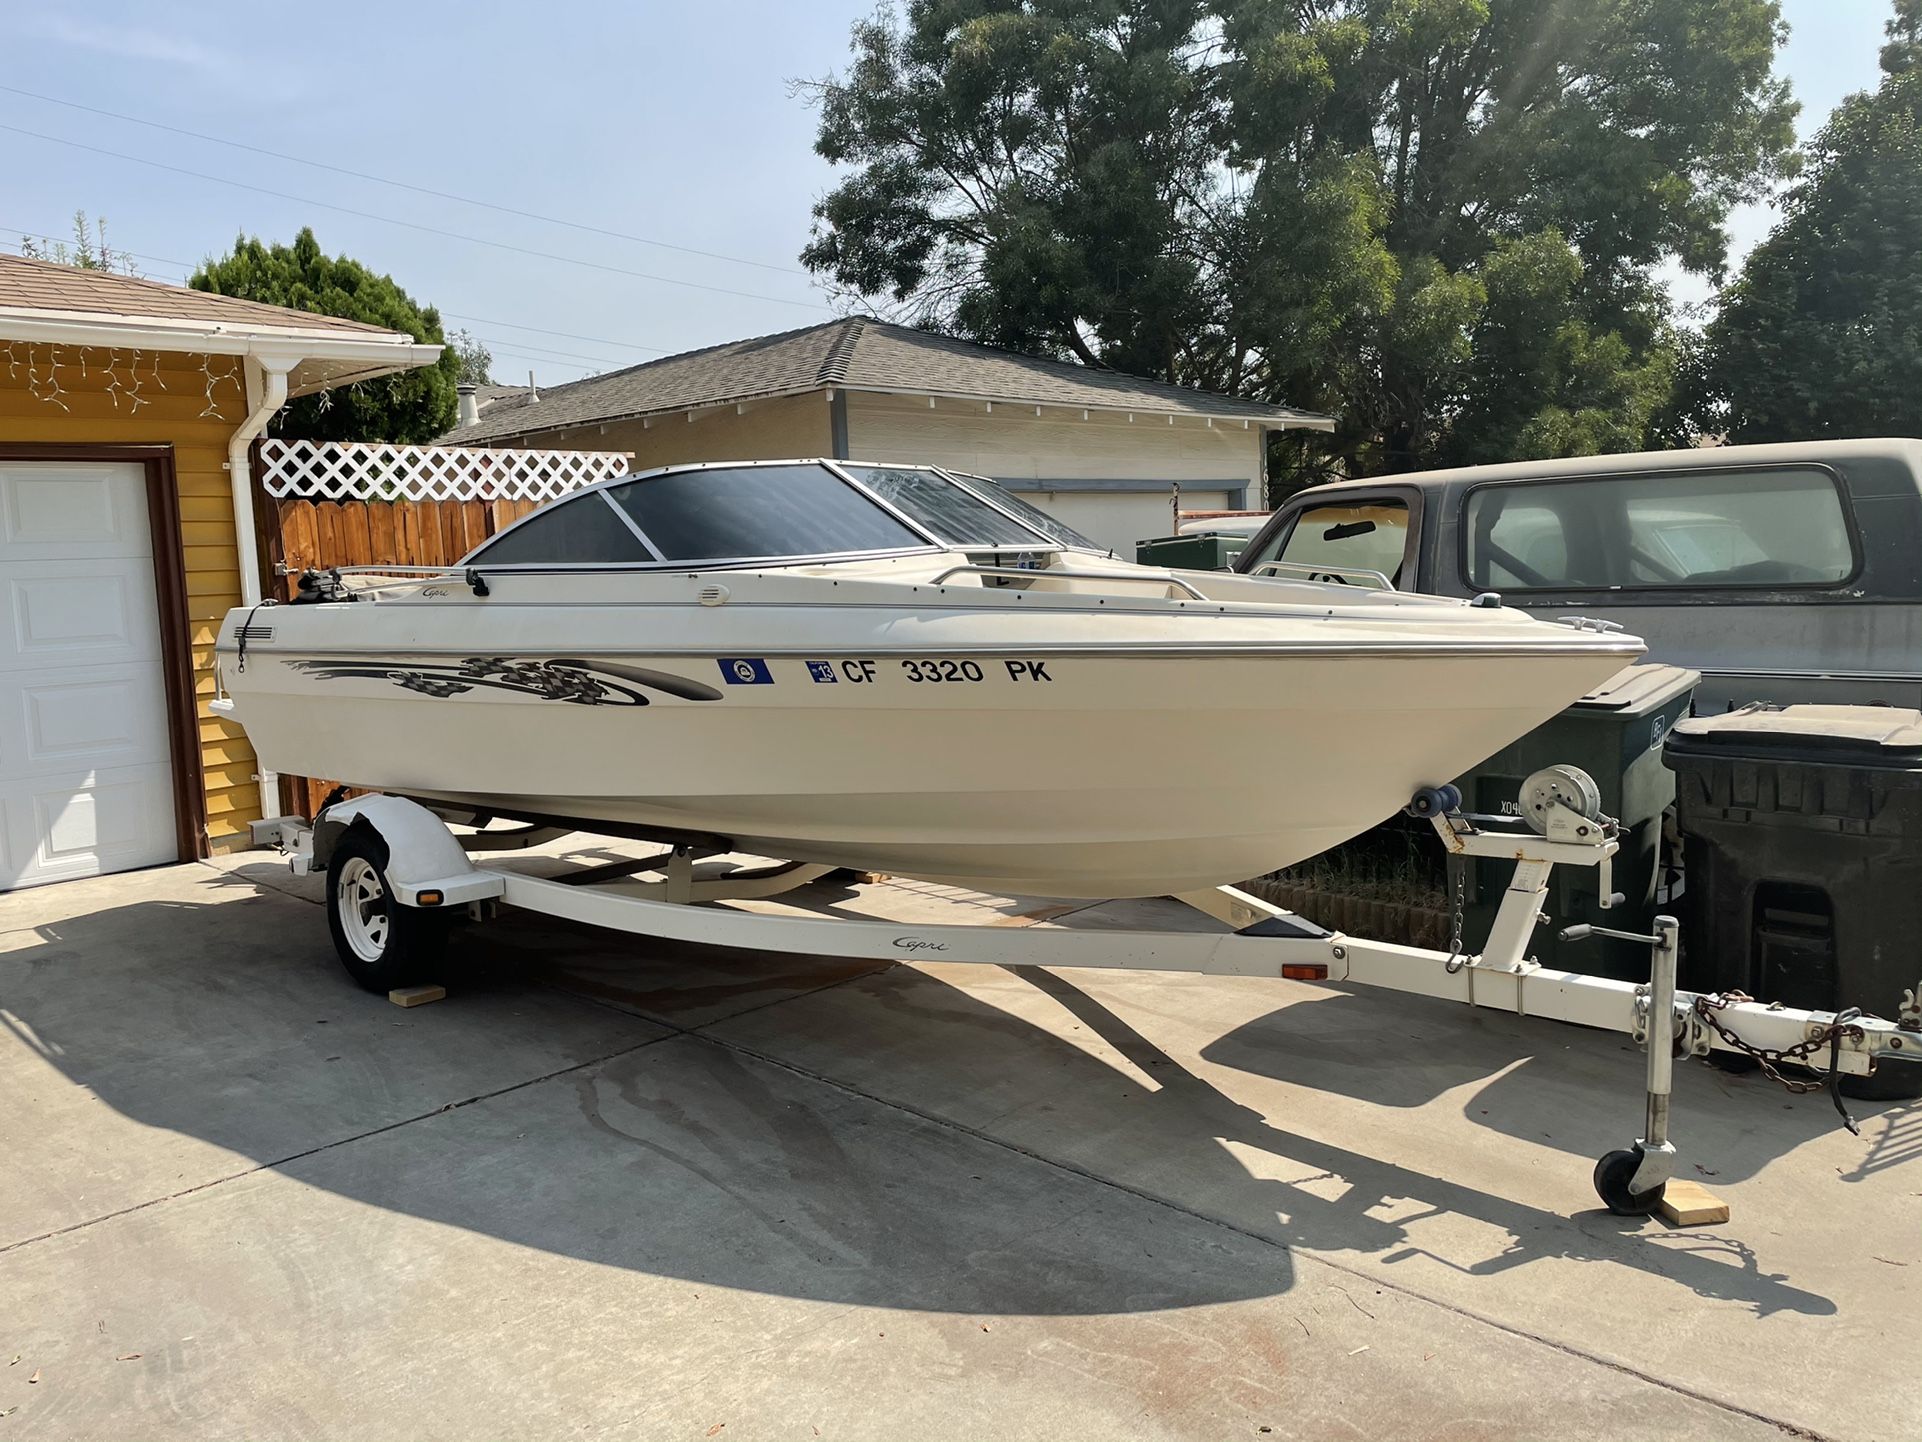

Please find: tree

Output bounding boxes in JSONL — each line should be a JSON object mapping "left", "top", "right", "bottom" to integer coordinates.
{"left": 447, "top": 328, "right": 494, "bottom": 386}
{"left": 189, "top": 228, "right": 459, "bottom": 442}
{"left": 20, "top": 211, "right": 138, "bottom": 275}
{"left": 1698, "top": 0, "right": 1922, "bottom": 443}
{"left": 801, "top": 0, "right": 1797, "bottom": 490}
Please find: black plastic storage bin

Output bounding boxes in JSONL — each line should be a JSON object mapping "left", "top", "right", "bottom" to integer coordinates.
{"left": 1134, "top": 533, "right": 1248, "bottom": 570}
{"left": 1458, "top": 663, "right": 1699, "bottom": 979}
{"left": 1665, "top": 704, "right": 1922, "bottom": 1095}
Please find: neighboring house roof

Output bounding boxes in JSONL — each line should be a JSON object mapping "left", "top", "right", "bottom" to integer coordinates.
{"left": 0, "top": 252, "right": 441, "bottom": 396}
{"left": 473, "top": 382, "right": 531, "bottom": 411}
{"left": 440, "top": 316, "right": 1332, "bottom": 443}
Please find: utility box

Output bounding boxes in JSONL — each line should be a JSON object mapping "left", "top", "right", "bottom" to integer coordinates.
{"left": 1664, "top": 704, "right": 1922, "bottom": 1042}
{"left": 1459, "top": 663, "right": 1700, "bottom": 979}
{"left": 1135, "top": 532, "right": 1248, "bottom": 570}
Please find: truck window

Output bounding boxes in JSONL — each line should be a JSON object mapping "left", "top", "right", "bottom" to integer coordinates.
{"left": 1480, "top": 499, "right": 1571, "bottom": 589}
{"left": 1251, "top": 500, "right": 1409, "bottom": 585}
{"left": 1465, "top": 467, "right": 1856, "bottom": 591}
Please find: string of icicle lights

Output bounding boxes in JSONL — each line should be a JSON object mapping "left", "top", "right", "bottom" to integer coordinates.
{"left": 0, "top": 340, "right": 243, "bottom": 416}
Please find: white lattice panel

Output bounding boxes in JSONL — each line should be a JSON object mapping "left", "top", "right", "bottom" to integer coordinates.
{"left": 258, "top": 439, "right": 632, "bottom": 502}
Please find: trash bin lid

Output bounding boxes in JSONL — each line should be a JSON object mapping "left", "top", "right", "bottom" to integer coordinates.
{"left": 1570, "top": 663, "right": 1701, "bottom": 716}
{"left": 1668, "top": 703, "right": 1922, "bottom": 766}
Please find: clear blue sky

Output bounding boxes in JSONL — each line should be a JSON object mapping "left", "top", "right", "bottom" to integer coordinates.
{"left": 0, "top": 0, "right": 1897, "bottom": 382}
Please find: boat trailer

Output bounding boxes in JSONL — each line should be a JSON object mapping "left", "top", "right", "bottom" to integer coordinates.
{"left": 253, "top": 769, "right": 1918, "bottom": 1217}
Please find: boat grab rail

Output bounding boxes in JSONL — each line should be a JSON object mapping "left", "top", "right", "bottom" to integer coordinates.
{"left": 296, "top": 565, "right": 479, "bottom": 598}
{"left": 1247, "top": 559, "right": 1396, "bottom": 590}
{"left": 929, "top": 563, "right": 1210, "bottom": 602}
{"left": 331, "top": 565, "right": 464, "bottom": 575}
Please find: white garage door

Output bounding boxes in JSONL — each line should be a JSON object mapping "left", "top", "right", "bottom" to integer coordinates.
{"left": 0, "top": 462, "right": 177, "bottom": 889}
{"left": 1023, "top": 490, "right": 1231, "bottom": 556}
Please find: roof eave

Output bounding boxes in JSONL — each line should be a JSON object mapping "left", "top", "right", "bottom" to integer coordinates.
{"left": 450, "top": 380, "right": 1333, "bottom": 445}
{"left": 840, "top": 383, "right": 1332, "bottom": 428}
{"left": 0, "top": 308, "right": 442, "bottom": 395}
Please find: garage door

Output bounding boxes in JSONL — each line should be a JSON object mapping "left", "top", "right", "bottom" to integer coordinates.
{"left": 1023, "top": 490, "right": 1232, "bottom": 556}
{"left": 0, "top": 462, "right": 177, "bottom": 889}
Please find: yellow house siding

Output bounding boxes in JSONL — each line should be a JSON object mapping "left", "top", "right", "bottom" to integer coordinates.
{"left": 531, "top": 392, "right": 833, "bottom": 468}
{"left": 0, "top": 348, "right": 259, "bottom": 852}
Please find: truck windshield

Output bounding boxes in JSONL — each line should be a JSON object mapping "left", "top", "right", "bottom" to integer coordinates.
{"left": 1244, "top": 500, "right": 1409, "bottom": 586}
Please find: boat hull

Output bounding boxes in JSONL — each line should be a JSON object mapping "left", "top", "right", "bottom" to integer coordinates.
{"left": 224, "top": 643, "right": 1633, "bottom": 896}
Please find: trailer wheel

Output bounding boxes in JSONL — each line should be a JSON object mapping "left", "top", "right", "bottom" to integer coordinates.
{"left": 326, "top": 830, "right": 447, "bottom": 992}
{"left": 1593, "top": 1147, "right": 1666, "bottom": 1216}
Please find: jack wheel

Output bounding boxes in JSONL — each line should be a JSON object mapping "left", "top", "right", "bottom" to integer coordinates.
{"left": 325, "top": 829, "right": 449, "bottom": 993}
{"left": 1593, "top": 1147, "right": 1666, "bottom": 1216}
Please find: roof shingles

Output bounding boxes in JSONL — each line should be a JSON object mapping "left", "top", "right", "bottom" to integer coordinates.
{"left": 0, "top": 252, "right": 402, "bottom": 337}
{"left": 442, "top": 317, "right": 1327, "bottom": 442}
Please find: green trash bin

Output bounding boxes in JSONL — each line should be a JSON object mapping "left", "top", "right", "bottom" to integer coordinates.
{"left": 1456, "top": 663, "right": 1700, "bottom": 979}
{"left": 1135, "top": 532, "right": 1248, "bottom": 570}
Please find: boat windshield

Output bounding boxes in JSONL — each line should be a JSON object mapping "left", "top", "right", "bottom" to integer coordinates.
{"left": 465, "top": 460, "right": 1102, "bottom": 567}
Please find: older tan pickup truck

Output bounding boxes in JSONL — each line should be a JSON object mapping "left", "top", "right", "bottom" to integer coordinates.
{"left": 1236, "top": 438, "right": 1922, "bottom": 712}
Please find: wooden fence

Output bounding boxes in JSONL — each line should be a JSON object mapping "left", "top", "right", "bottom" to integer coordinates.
{"left": 263, "top": 496, "right": 541, "bottom": 599}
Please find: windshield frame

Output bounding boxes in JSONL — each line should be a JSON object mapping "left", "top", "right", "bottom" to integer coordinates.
{"left": 460, "top": 457, "right": 1103, "bottom": 570}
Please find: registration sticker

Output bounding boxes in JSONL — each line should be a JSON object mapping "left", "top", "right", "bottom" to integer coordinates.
{"left": 718, "top": 657, "right": 774, "bottom": 685}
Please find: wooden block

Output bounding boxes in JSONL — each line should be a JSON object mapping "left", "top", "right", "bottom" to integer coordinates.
{"left": 990, "top": 904, "right": 1084, "bottom": 928}
{"left": 1657, "top": 1179, "right": 1730, "bottom": 1227}
{"left": 388, "top": 985, "right": 447, "bottom": 1008}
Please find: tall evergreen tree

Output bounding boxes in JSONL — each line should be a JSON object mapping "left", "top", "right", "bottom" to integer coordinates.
{"left": 190, "top": 228, "right": 459, "bottom": 443}
{"left": 1700, "top": 0, "right": 1922, "bottom": 442}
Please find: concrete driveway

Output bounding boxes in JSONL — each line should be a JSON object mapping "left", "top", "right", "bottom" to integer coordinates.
{"left": 2, "top": 845, "right": 1917, "bottom": 1440}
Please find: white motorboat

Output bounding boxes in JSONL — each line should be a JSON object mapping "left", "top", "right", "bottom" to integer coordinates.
{"left": 214, "top": 459, "right": 1643, "bottom": 897}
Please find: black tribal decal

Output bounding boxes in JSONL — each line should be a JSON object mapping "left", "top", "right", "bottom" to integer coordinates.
{"left": 287, "top": 656, "right": 725, "bottom": 706}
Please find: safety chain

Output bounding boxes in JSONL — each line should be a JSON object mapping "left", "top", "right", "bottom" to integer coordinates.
{"left": 1693, "top": 991, "right": 1870, "bottom": 1134}
{"left": 1443, "top": 857, "right": 1468, "bottom": 975}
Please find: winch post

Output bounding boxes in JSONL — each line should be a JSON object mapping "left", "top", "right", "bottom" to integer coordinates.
{"left": 1478, "top": 858, "right": 1554, "bottom": 972}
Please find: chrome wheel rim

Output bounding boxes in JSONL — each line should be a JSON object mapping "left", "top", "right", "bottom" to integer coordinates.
{"left": 336, "top": 856, "right": 391, "bottom": 963}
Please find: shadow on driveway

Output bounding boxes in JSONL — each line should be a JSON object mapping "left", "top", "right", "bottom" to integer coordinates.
{"left": 0, "top": 863, "right": 1859, "bottom": 1323}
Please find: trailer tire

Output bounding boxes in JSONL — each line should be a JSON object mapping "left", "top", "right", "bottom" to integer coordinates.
{"left": 326, "top": 829, "right": 448, "bottom": 992}
{"left": 1840, "top": 1056, "right": 1922, "bottom": 1102}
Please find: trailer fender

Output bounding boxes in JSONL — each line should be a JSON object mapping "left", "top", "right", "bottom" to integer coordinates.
{"left": 314, "top": 794, "right": 503, "bottom": 907}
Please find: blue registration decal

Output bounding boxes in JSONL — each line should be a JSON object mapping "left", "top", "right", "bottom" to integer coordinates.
{"left": 718, "top": 657, "right": 775, "bottom": 685}
{"left": 805, "top": 660, "right": 839, "bottom": 683}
